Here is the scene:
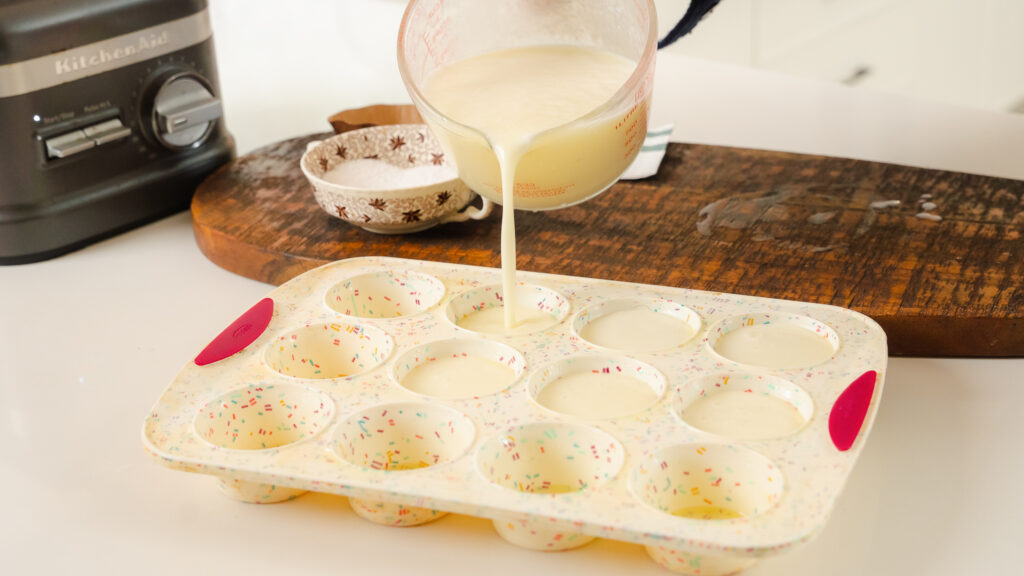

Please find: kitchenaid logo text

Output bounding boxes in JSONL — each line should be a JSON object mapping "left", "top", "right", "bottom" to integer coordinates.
{"left": 53, "top": 31, "right": 170, "bottom": 76}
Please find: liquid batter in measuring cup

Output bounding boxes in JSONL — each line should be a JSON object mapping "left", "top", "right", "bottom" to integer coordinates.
{"left": 423, "top": 46, "right": 636, "bottom": 327}
{"left": 400, "top": 0, "right": 657, "bottom": 330}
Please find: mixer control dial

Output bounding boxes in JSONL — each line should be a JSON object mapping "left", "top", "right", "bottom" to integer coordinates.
{"left": 150, "top": 72, "right": 222, "bottom": 149}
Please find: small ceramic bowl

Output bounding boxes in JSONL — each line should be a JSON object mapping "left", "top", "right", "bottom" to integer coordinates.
{"left": 300, "top": 124, "right": 492, "bottom": 234}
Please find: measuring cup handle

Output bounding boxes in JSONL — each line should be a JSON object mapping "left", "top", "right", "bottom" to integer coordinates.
{"left": 440, "top": 195, "right": 494, "bottom": 223}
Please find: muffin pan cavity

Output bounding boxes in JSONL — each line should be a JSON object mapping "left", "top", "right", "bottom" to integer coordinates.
{"left": 675, "top": 373, "right": 813, "bottom": 440}
{"left": 528, "top": 355, "right": 666, "bottom": 420}
{"left": 393, "top": 339, "right": 527, "bottom": 399}
{"left": 631, "top": 444, "right": 784, "bottom": 576}
{"left": 708, "top": 313, "right": 840, "bottom": 369}
{"left": 445, "top": 283, "right": 570, "bottom": 336}
{"left": 193, "top": 384, "right": 334, "bottom": 451}
{"left": 333, "top": 402, "right": 475, "bottom": 470}
{"left": 325, "top": 270, "right": 445, "bottom": 319}
{"left": 333, "top": 402, "right": 476, "bottom": 526}
{"left": 476, "top": 422, "right": 625, "bottom": 495}
{"left": 145, "top": 257, "right": 888, "bottom": 574}
{"left": 192, "top": 383, "right": 335, "bottom": 505}
{"left": 574, "top": 298, "right": 701, "bottom": 353}
{"left": 630, "top": 443, "right": 783, "bottom": 520}
{"left": 264, "top": 322, "right": 394, "bottom": 379}
{"left": 477, "top": 422, "right": 626, "bottom": 551}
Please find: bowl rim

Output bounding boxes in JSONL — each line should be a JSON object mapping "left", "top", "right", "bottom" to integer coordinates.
{"left": 299, "top": 123, "right": 463, "bottom": 195}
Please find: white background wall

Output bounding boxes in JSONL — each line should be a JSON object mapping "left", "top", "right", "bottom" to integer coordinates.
{"left": 208, "top": 0, "right": 411, "bottom": 153}
{"left": 655, "top": 0, "right": 1024, "bottom": 112}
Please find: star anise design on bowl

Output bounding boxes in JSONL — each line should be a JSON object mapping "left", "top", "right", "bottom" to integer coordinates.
{"left": 335, "top": 144, "right": 347, "bottom": 159}
{"left": 402, "top": 209, "right": 422, "bottom": 223}
{"left": 369, "top": 198, "right": 387, "bottom": 211}
{"left": 364, "top": 153, "right": 380, "bottom": 160}
{"left": 436, "top": 191, "right": 452, "bottom": 206}
{"left": 363, "top": 215, "right": 372, "bottom": 223}
{"left": 408, "top": 153, "right": 416, "bottom": 164}
{"left": 431, "top": 153, "right": 444, "bottom": 165}
{"left": 389, "top": 135, "right": 407, "bottom": 150}
{"left": 336, "top": 206, "right": 349, "bottom": 219}
{"left": 417, "top": 132, "right": 426, "bottom": 142}
{"left": 318, "top": 157, "right": 329, "bottom": 171}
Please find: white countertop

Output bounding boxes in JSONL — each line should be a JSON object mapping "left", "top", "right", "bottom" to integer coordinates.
{"left": 2, "top": 7, "right": 1023, "bottom": 574}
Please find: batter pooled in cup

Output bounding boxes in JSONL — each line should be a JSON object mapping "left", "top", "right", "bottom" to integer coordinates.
{"left": 536, "top": 371, "right": 658, "bottom": 420}
{"left": 423, "top": 46, "right": 637, "bottom": 329}
{"left": 581, "top": 308, "right": 697, "bottom": 353}
{"left": 455, "top": 304, "right": 560, "bottom": 336}
{"left": 715, "top": 323, "right": 835, "bottom": 369}
{"left": 401, "top": 356, "right": 516, "bottom": 399}
{"left": 684, "top": 390, "right": 807, "bottom": 440}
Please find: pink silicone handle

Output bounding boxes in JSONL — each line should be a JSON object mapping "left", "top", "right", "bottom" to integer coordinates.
{"left": 194, "top": 298, "right": 274, "bottom": 366}
{"left": 829, "top": 370, "right": 877, "bottom": 452}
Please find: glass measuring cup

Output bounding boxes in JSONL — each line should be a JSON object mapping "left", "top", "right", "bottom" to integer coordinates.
{"left": 398, "top": 0, "right": 657, "bottom": 211}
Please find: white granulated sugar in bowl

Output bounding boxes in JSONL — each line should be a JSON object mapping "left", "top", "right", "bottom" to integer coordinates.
{"left": 323, "top": 158, "right": 457, "bottom": 189}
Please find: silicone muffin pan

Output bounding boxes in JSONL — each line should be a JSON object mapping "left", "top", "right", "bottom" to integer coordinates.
{"left": 143, "top": 257, "right": 885, "bottom": 575}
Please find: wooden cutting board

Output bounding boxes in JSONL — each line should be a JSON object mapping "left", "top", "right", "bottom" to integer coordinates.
{"left": 192, "top": 132, "right": 1023, "bottom": 357}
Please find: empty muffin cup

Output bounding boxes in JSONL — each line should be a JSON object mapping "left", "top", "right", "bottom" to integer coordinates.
{"left": 445, "top": 283, "right": 570, "bottom": 336}
{"left": 675, "top": 373, "right": 813, "bottom": 440}
{"left": 393, "top": 339, "right": 527, "bottom": 399}
{"left": 264, "top": 322, "right": 394, "bottom": 379}
{"left": 707, "top": 313, "right": 840, "bottom": 370}
{"left": 194, "top": 384, "right": 335, "bottom": 451}
{"left": 630, "top": 444, "right": 784, "bottom": 575}
{"left": 333, "top": 402, "right": 476, "bottom": 526}
{"left": 528, "top": 355, "right": 667, "bottom": 420}
{"left": 477, "top": 423, "right": 625, "bottom": 550}
{"left": 573, "top": 298, "right": 702, "bottom": 353}
{"left": 325, "top": 269, "right": 446, "bottom": 318}
{"left": 193, "top": 383, "right": 334, "bottom": 503}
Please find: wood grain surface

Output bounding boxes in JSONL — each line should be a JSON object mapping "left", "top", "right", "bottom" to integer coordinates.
{"left": 192, "top": 132, "right": 1023, "bottom": 357}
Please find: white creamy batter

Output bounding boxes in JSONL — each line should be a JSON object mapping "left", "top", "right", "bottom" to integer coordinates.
{"left": 401, "top": 356, "right": 516, "bottom": 399}
{"left": 535, "top": 372, "right": 658, "bottom": 419}
{"left": 715, "top": 323, "right": 835, "bottom": 369}
{"left": 423, "top": 46, "right": 636, "bottom": 329}
{"left": 457, "top": 305, "right": 559, "bottom": 336}
{"left": 683, "top": 390, "right": 807, "bottom": 440}
{"left": 580, "top": 308, "right": 696, "bottom": 353}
